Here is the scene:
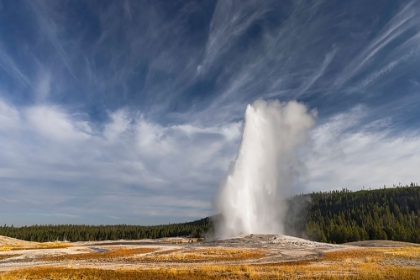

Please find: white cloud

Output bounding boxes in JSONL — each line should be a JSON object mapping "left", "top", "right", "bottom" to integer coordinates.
{"left": 25, "top": 105, "right": 91, "bottom": 142}
{"left": 307, "top": 106, "right": 420, "bottom": 192}
{"left": 103, "top": 109, "right": 131, "bottom": 141}
{"left": 0, "top": 98, "right": 241, "bottom": 224}
{"left": 0, "top": 98, "right": 20, "bottom": 130}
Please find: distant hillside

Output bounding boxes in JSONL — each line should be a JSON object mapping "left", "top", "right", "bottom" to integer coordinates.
{"left": 1, "top": 185, "right": 419, "bottom": 244}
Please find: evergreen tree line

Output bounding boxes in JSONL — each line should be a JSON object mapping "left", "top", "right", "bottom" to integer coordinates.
{"left": 1, "top": 184, "right": 419, "bottom": 244}
{"left": 284, "top": 184, "right": 420, "bottom": 243}
{"left": 0, "top": 218, "right": 211, "bottom": 242}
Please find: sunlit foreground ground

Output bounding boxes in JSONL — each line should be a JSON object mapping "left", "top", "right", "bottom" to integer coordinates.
{"left": 1, "top": 235, "right": 419, "bottom": 279}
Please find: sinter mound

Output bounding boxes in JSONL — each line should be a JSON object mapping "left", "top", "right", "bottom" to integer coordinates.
{"left": 204, "top": 234, "right": 344, "bottom": 249}
{"left": 0, "top": 235, "right": 38, "bottom": 247}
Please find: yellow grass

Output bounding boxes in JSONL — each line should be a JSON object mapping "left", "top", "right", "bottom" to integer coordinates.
{"left": 136, "top": 248, "right": 267, "bottom": 262}
{"left": 0, "top": 267, "right": 233, "bottom": 280}
{"left": 39, "top": 247, "right": 158, "bottom": 261}
{"left": 0, "top": 264, "right": 419, "bottom": 280}
{"left": 0, "top": 242, "right": 69, "bottom": 251}
{"left": 383, "top": 247, "right": 420, "bottom": 259}
{"left": 245, "top": 247, "right": 420, "bottom": 279}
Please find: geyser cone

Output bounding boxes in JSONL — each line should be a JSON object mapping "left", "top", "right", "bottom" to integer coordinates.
{"left": 213, "top": 99, "right": 315, "bottom": 238}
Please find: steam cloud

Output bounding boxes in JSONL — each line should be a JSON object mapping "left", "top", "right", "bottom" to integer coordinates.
{"left": 213, "top": 99, "right": 315, "bottom": 238}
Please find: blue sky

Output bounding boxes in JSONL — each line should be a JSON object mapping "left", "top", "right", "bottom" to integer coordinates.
{"left": 0, "top": 0, "right": 419, "bottom": 226}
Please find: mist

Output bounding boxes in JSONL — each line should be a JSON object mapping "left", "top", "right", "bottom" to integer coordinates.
{"left": 213, "top": 99, "right": 315, "bottom": 238}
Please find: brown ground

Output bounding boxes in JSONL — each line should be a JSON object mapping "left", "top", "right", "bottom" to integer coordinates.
{"left": 1, "top": 234, "right": 419, "bottom": 279}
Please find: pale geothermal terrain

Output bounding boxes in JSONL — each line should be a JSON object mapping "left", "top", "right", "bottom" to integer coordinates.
{"left": 1, "top": 234, "right": 420, "bottom": 279}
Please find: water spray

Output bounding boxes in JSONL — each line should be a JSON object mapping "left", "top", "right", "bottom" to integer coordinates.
{"left": 213, "top": 99, "right": 315, "bottom": 238}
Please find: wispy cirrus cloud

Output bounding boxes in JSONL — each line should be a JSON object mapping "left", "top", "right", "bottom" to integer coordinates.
{"left": 0, "top": 46, "right": 32, "bottom": 87}
{"left": 332, "top": 0, "right": 420, "bottom": 91}
{"left": 29, "top": 1, "right": 78, "bottom": 82}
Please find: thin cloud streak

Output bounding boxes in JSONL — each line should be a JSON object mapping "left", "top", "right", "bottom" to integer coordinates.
{"left": 29, "top": 2, "right": 79, "bottom": 82}
{"left": 332, "top": 0, "right": 420, "bottom": 91}
{"left": 0, "top": 47, "right": 32, "bottom": 87}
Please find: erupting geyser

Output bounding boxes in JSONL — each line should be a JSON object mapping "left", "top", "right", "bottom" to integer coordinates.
{"left": 213, "top": 99, "right": 315, "bottom": 238}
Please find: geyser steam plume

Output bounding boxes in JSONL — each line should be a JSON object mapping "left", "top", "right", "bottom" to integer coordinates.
{"left": 213, "top": 99, "right": 315, "bottom": 238}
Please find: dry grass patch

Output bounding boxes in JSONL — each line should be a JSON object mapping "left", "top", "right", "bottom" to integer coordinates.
{"left": 0, "top": 266, "right": 242, "bottom": 280}
{"left": 153, "top": 248, "right": 182, "bottom": 255}
{"left": 322, "top": 248, "right": 384, "bottom": 261}
{"left": 136, "top": 248, "right": 267, "bottom": 263}
{"left": 1, "top": 264, "right": 419, "bottom": 280}
{"left": 383, "top": 247, "right": 420, "bottom": 259}
{"left": 322, "top": 247, "right": 420, "bottom": 262}
{"left": 246, "top": 247, "right": 420, "bottom": 279}
{"left": 40, "top": 247, "right": 158, "bottom": 262}
{"left": 248, "top": 262, "right": 420, "bottom": 279}
{"left": 0, "top": 242, "right": 69, "bottom": 251}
